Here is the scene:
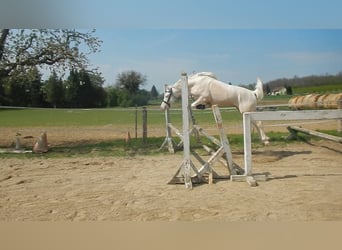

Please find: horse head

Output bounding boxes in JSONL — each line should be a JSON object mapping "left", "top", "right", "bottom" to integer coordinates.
{"left": 160, "top": 72, "right": 216, "bottom": 111}
{"left": 160, "top": 86, "right": 178, "bottom": 110}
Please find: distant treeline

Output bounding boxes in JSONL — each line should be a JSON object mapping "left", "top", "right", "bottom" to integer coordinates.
{"left": 0, "top": 68, "right": 159, "bottom": 108}
{"left": 265, "top": 72, "right": 342, "bottom": 93}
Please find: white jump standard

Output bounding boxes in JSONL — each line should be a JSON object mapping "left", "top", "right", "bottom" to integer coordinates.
{"left": 232, "top": 109, "right": 342, "bottom": 183}
{"left": 161, "top": 72, "right": 244, "bottom": 188}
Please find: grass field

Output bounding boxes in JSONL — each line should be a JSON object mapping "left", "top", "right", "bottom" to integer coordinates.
{"left": 293, "top": 84, "right": 342, "bottom": 95}
{"left": 1, "top": 94, "right": 339, "bottom": 158}
{"left": 0, "top": 95, "right": 292, "bottom": 127}
{"left": 0, "top": 106, "right": 245, "bottom": 128}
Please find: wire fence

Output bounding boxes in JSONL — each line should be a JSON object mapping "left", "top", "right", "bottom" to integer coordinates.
{"left": 1, "top": 103, "right": 340, "bottom": 149}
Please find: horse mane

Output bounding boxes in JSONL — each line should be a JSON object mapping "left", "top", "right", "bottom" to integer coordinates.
{"left": 171, "top": 71, "right": 218, "bottom": 91}
{"left": 191, "top": 72, "right": 217, "bottom": 80}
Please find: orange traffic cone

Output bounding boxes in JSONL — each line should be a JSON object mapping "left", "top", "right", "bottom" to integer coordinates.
{"left": 33, "top": 131, "right": 48, "bottom": 153}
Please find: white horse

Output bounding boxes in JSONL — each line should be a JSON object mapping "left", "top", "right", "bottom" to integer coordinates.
{"left": 160, "top": 72, "right": 270, "bottom": 144}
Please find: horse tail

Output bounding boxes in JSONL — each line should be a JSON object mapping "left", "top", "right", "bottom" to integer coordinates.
{"left": 254, "top": 77, "right": 264, "bottom": 101}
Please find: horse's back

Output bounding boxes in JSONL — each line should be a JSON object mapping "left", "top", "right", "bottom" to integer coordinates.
{"left": 204, "top": 78, "right": 257, "bottom": 112}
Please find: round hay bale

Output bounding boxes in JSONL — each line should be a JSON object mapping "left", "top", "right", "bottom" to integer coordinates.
{"left": 288, "top": 96, "right": 298, "bottom": 110}
{"left": 317, "top": 94, "right": 329, "bottom": 109}
{"left": 294, "top": 95, "right": 306, "bottom": 110}
{"left": 323, "top": 94, "right": 339, "bottom": 109}
{"left": 337, "top": 93, "right": 342, "bottom": 109}
{"left": 302, "top": 94, "right": 319, "bottom": 109}
{"left": 289, "top": 93, "right": 342, "bottom": 110}
{"left": 311, "top": 94, "right": 323, "bottom": 109}
{"left": 288, "top": 96, "right": 302, "bottom": 110}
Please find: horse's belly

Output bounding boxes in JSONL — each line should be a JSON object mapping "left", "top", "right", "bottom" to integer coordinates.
{"left": 210, "top": 87, "right": 256, "bottom": 111}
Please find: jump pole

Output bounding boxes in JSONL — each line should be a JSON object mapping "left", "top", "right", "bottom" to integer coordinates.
{"left": 231, "top": 109, "right": 342, "bottom": 185}
{"left": 181, "top": 72, "right": 193, "bottom": 188}
{"left": 168, "top": 72, "right": 200, "bottom": 189}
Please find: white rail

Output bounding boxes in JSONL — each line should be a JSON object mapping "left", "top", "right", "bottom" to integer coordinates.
{"left": 238, "top": 109, "right": 342, "bottom": 178}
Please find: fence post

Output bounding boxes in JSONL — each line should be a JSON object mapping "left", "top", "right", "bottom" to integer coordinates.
{"left": 135, "top": 105, "right": 138, "bottom": 139}
{"left": 243, "top": 112, "right": 252, "bottom": 176}
{"left": 142, "top": 106, "right": 147, "bottom": 144}
{"left": 338, "top": 99, "right": 342, "bottom": 133}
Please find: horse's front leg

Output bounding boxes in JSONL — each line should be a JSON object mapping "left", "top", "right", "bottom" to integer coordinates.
{"left": 253, "top": 120, "right": 270, "bottom": 145}
{"left": 191, "top": 96, "right": 209, "bottom": 109}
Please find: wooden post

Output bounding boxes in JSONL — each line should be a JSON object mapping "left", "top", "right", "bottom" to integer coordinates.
{"left": 15, "top": 136, "right": 21, "bottom": 150}
{"left": 142, "top": 107, "right": 147, "bottom": 144}
{"left": 338, "top": 99, "right": 342, "bottom": 133}
{"left": 159, "top": 108, "right": 176, "bottom": 153}
{"left": 135, "top": 105, "right": 138, "bottom": 139}
{"left": 212, "top": 105, "right": 236, "bottom": 175}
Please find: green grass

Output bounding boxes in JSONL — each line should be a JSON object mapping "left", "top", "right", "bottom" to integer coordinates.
{"left": 0, "top": 108, "right": 141, "bottom": 127}
{"left": 1, "top": 104, "right": 340, "bottom": 159}
{"left": 0, "top": 132, "right": 303, "bottom": 159}
{"left": 0, "top": 107, "right": 243, "bottom": 128}
{"left": 0, "top": 95, "right": 294, "bottom": 128}
{"left": 293, "top": 84, "right": 342, "bottom": 95}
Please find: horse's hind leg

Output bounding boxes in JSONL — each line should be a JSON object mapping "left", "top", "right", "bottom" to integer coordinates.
{"left": 253, "top": 120, "right": 270, "bottom": 145}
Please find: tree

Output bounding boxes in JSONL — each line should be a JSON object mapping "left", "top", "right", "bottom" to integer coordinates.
{"left": 0, "top": 29, "right": 102, "bottom": 78}
{"left": 26, "top": 66, "right": 44, "bottom": 107}
{"left": 0, "top": 29, "right": 102, "bottom": 107}
{"left": 44, "top": 71, "right": 64, "bottom": 108}
{"left": 116, "top": 70, "right": 146, "bottom": 94}
{"left": 65, "top": 69, "right": 81, "bottom": 107}
{"left": 106, "top": 86, "right": 119, "bottom": 107}
{"left": 64, "top": 69, "right": 106, "bottom": 108}
{"left": 2, "top": 66, "right": 44, "bottom": 106}
{"left": 0, "top": 29, "right": 9, "bottom": 61}
{"left": 265, "top": 84, "right": 271, "bottom": 95}
{"left": 285, "top": 85, "right": 293, "bottom": 95}
{"left": 150, "top": 85, "right": 159, "bottom": 99}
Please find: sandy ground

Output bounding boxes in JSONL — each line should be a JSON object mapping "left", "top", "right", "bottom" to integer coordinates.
{"left": 1, "top": 137, "right": 341, "bottom": 221}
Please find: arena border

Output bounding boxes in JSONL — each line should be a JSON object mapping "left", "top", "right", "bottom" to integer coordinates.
{"left": 231, "top": 109, "right": 342, "bottom": 182}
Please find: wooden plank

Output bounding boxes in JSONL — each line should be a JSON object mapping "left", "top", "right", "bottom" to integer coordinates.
{"left": 231, "top": 174, "right": 268, "bottom": 182}
{"left": 247, "top": 109, "right": 342, "bottom": 121}
{"left": 168, "top": 123, "right": 183, "bottom": 140}
{"left": 288, "top": 126, "right": 342, "bottom": 143}
{"left": 161, "top": 108, "right": 176, "bottom": 153}
{"left": 212, "top": 105, "right": 235, "bottom": 175}
{"left": 193, "top": 125, "right": 221, "bottom": 146}
{"left": 0, "top": 149, "right": 33, "bottom": 154}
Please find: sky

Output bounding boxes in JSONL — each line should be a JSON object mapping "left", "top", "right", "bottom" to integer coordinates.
{"left": 89, "top": 29, "right": 342, "bottom": 91}
{"left": 1, "top": 0, "right": 342, "bottom": 92}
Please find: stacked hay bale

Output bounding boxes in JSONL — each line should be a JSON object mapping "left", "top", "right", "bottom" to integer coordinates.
{"left": 289, "top": 93, "right": 342, "bottom": 110}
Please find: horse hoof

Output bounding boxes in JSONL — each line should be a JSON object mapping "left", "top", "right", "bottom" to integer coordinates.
{"left": 263, "top": 140, "right": 270, "bottom": 146}
{"left": 196, "top": 104, "right": 206, "bottom": 110}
